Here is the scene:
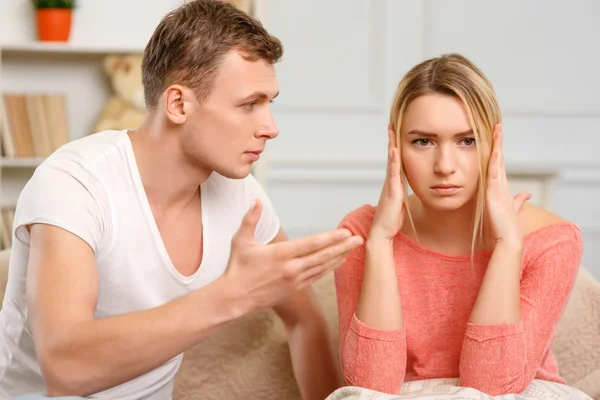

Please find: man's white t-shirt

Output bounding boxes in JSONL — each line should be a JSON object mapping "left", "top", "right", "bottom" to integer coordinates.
{"left": 0, "top": 130, "right": 280, "bottom": 399}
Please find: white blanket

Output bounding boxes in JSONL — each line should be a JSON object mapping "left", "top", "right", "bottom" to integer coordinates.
{"left": 326, "top": 378, "right": 593, "bottom": 400}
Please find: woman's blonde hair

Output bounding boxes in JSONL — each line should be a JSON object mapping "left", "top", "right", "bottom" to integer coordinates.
{"left": 389, "top": 53, "right": 501, "bottom": 257}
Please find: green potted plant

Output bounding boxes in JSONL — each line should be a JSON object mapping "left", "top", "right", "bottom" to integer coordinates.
{"left": 31, "top": 0, "right": 76, "bottom": 42}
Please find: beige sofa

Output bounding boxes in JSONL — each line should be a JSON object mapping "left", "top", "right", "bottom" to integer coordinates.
{"left": 1, "top": 248, "right": 599, "bottom": 399}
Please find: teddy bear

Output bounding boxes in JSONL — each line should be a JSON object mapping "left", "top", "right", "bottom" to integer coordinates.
{"left": 92, "top": 54, "right": 146, "bottom": 134}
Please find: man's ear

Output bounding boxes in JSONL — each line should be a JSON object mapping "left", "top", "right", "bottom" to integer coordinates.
{"left": 164, "top": 85, "right": 188, "bottom": 125}
{"left": 103, "top": 55, "right": 123, "bottom": 75}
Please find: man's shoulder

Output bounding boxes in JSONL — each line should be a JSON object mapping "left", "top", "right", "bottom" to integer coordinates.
{"left": 19, "top": 130, "right": 131, "bottom": 206}
{"left": 45, "top": 130, "right": 128, "bottom": 163}
{"left": 34, "top": 130, "right": 129, "bottom": 181}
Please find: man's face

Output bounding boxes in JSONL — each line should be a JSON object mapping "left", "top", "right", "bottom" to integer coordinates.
{"left": 182, "top": 50, "right": 279, "bottom": 179}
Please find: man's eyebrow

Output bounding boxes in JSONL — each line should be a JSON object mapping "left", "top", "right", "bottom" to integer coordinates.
{"left": 407, "top": 129, "right": 473, "bottom": 137}
{"left": 240, "top": 91, "right": 280, "bottom": 102}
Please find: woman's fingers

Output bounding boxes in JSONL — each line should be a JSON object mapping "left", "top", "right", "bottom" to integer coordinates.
{"left": 388, "top": 125, "right": 398, "bottom": 149}
{"left": 513, "top": 191, "right": 532, "bottom": 212}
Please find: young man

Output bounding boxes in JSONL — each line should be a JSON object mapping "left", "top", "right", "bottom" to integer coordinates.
{"left": 0, "top": 1, "right": 363, "bottom": 399}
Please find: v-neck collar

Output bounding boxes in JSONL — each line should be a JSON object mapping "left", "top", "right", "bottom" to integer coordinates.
{"left": 122, "top": 131, "right": 209, "bottom": 284}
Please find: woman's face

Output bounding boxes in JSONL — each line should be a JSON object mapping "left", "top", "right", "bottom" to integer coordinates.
{"left": 400, "top": 93, "right": 489, "bottom": 211}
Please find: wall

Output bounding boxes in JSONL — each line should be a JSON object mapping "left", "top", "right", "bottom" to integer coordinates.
{"left": 261, "top": 0, "right": 600, "bottom": 279}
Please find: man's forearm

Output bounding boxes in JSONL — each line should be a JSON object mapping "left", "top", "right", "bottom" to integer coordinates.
{"left": 286, "top": 317, "right": 341, "bottom": 400}
{"left": 469, "top": 240, "right": 523, "bottom": 324}
{"left": 39, "top": 276, "right": 244, "bottom": 397}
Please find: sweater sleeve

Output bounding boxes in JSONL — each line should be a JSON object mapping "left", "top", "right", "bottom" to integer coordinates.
{"left": 333, "top": 209, "right": 407, "bottom": 394}
{"left": 459, "top": 223, "right": 583, "bottom": 395}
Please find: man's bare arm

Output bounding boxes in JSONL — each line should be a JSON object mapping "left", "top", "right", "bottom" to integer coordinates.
{"left": 27, "top": 223, "right": 241, "bottom": 397}
{"left": 27, "top": 200, "right": 362, "bottom": 397}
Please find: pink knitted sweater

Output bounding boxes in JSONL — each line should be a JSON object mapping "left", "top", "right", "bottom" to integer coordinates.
{"left": 334, "top": 205, "right": 583, "bottom": 395}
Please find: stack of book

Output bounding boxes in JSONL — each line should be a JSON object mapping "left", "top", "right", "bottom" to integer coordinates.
{"left": 0, "top": 93, "right": 70, "bottom": 158}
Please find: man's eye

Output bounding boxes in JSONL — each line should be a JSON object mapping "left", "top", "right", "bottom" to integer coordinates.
{"left": 245, "top": 101, "right": 257, "bottom": 110}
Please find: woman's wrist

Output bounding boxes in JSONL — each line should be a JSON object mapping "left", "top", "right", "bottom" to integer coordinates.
{"left": 367, "top": 231, "right": 393, "bottom": 243}
{"left": 494, "top": 236, "right": 524, "bottom": 255}
{"left": 366, "top": 234, "right": 395, "bottom": 252}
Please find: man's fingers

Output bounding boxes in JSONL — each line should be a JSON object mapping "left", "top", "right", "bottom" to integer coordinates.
{"left": 296, "top": 256, "right": 346, "bottom": 286}
{"left": 275, "top": 229, "right": 356, "bottom": 258}
{"left": 232, "top": 199, "right": 262, "bottom": 245}
{"left": 293, "top": 235, "right": 363, "bottom": 272}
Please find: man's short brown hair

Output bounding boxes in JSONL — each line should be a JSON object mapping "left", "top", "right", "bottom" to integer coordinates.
{"left": 141, "top": 0, "right": 283, "bottom": 108}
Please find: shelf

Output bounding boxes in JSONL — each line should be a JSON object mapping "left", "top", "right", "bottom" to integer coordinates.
{"left": 0, "top": 157, "right": 45, "bottom": 168}
{"left": 0, "top": 42, "right": 144, "bottom": 56}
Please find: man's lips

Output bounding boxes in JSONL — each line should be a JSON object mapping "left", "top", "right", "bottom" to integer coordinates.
{"left": 244, "top": 149, "right": 263, "bottom": 161}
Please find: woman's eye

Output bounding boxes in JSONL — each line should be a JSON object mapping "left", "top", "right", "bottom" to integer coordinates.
{"left": 412, "top": 138, "right": 431, "bottom": 146}
{"left": 461, "top": 137, "right": 476, "bottom": 146}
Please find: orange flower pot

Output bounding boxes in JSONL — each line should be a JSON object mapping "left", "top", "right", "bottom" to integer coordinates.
{"left": 36, "top": 9, "right": 72, "bottom": 42}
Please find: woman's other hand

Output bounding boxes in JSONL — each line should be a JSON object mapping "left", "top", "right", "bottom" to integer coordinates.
{"left": 369, "top": 125, "right": 406, "bottom": 241}
{"left": 486, "top": 124, "right": 531, "bottom": 244}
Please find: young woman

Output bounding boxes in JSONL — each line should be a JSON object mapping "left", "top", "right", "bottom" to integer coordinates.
{"left": 334, "top": 53, "right": 583, "bottom": 396}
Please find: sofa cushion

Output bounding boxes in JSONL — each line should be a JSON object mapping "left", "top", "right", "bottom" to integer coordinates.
{"left": 172, "top": 273, "right": 341, "bottom": 400}
{"left": 172, "top": 308, "right": 301, "bottom": 399}
{"left": 552, "top": 267, "right": 600, "bottom": 399}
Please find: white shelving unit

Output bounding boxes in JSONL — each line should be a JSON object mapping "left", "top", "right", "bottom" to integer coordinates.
{"left": 0, "top": 0, "right": 271, "bottom": 208}
{"left": 0, "top": 42, "right": 144, "bottom": 207}
{"left": 0, "top": 43, "right": 144, "bottom": 55}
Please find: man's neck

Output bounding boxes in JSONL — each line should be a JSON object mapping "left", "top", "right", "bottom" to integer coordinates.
{"left": 128, "top": 123, "right": 212, "bottom": 212}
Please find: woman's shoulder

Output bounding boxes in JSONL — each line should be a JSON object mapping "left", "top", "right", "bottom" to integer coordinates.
{"left": 520, "top": 203, "right": 580, "bottom": 237}
{"left": 520, "top": 203, "right": 583, "bottom": 256}
{"left": 338, "top": 204, "right": 376, "bottom": 238}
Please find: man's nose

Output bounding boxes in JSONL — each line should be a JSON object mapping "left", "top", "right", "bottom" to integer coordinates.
{"left": 258, "top": 111, "right": 279, "bottom": 139}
